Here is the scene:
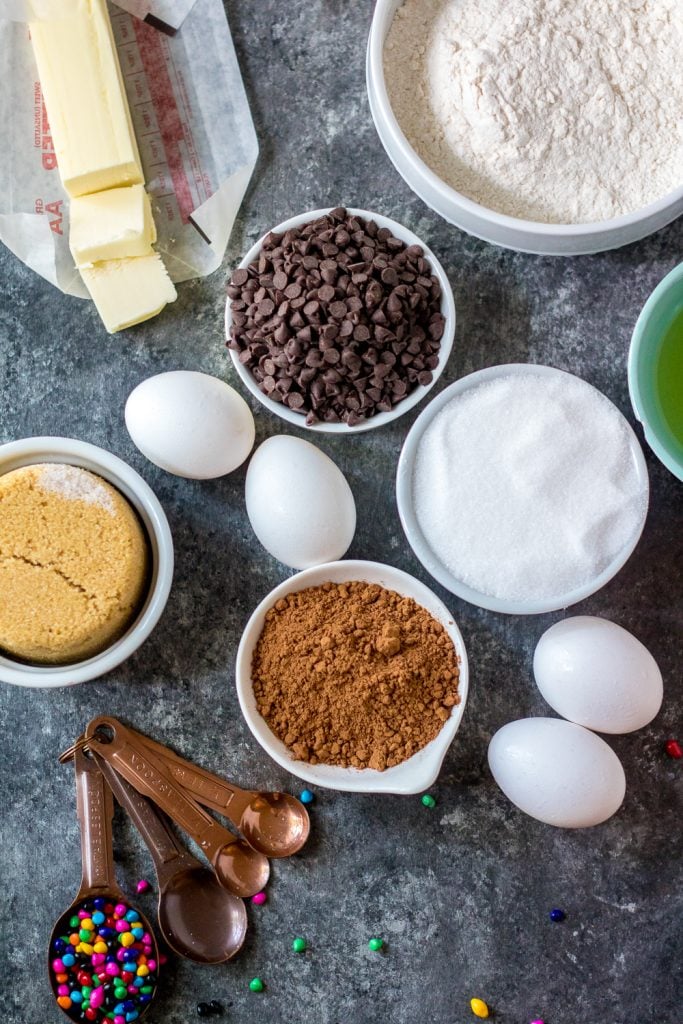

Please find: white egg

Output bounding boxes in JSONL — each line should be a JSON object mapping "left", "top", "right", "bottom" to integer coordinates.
{"left": 488, "top": 718, "right": 626, "bottom": 828}
{"left": 533, "top": 616, "right": 663, "bottom": 734}
{"left": 125, "top": 371, "right": 255, "bottom": 478}
{"left": 245, "top": 435, "right": 356, "bottom": 569}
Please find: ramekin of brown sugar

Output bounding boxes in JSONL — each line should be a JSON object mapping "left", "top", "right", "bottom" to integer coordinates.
{"left": 0, "top": 437, "right": 173, "bottom": 687}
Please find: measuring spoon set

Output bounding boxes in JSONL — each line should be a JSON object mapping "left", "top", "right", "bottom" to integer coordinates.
{"left": 50, "top": 719, "right": 310, "bottom": 1023}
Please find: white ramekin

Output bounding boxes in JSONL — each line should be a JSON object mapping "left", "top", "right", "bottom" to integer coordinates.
{"left": 396, "top": 365, "right": 650, "bottom": 615}
{"left": 0, "top": 437, "right": 174, "bottom": 687}
{"left": 367, "top": 0, "right": 683, "bottom": 256}
{"left": 235, "top": 560, "right": 469, "bottom": 794}
{"left": 225, "top": 207, "right": 455, "bottom": 433}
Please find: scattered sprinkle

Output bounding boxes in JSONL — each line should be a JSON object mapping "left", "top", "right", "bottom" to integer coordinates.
{"left": 421, "top": 793, "right": 436, "bottom": 808}
{"left": 300, "top": 789, "right": 315, "bottom": 804}
{"left": 251, "top": 892, "right": 267, "bottom": 906}
{"left": 197, "top": 1001, "right": 223, "bottom": 1016}
{"left": 136, "top": 880, "right": 151, "bottom": 895}
{"left": 549, "top": 908, "right": 565, "bottom": 922}
{"left": 530, "top": 1019, "right": 545, "bottom": 1024}
{"left": 470, "top": 997, "right": 489, "bottom": 1018}
{"left": 158, "top": 953, "right": 168, "bottom": 966}
{"left": 665, "top": 739, "right": 682, "bottom": 759}
{"left": 292, "top": 937, "right": 307, "bottom": 953}
{"left": 368, "top": 937, "right": 384, "bottom": 952}
{"left": 249, "top": 978, "right": 264, "bottom": 993}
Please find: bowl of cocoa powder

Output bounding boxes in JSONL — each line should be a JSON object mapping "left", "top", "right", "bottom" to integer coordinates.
{"left": 236, "top": 560, "right": 468, "bottom": 793}
{"left": 225, "top": 207, "right": 455, "bottom": 432}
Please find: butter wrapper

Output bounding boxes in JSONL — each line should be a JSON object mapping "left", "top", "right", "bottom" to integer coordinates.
{"left": 0, "top": 0, "right": 258, "bottom": 297}
{"left": 112, "top": 0, "right": 199, "bottom": 32}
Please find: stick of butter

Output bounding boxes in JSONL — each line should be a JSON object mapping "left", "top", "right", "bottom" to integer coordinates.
{"left": 70, "top": 185, "right": 156, "bottom": 266}
{"left": 80, "top": 254, "right": 177, "bottom": 334}
{"left": 30, "top": 0, "right": 143, "bottom": 197}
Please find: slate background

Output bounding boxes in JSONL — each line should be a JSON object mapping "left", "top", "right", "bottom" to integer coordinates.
{"left": 0, "top": 2, "right": 681, "bottom": 1023}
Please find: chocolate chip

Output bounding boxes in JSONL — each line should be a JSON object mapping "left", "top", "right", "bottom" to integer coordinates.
{"left": 285, "top": 391, "right": 305, "bottom": 409}
{"left": 320, "top": 323, "right": 339, "bottom": 342}
{"left": 231, "top": 267, "right": 248, "bottom": 286}
{"left": 305, "top": 349, "right": 324, "bottom": 368}
{"left": 381, "top": 267, "right": 399, "bottom": 287}
{"left": 274, "top": 323, "right": 290, "bottom": 346}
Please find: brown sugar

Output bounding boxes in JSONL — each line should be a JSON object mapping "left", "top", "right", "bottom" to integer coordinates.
{"left": 252, "top": 581, "right": 461, "bottom": 771}
{"left": 0, "top": 463, "right": 149, "bottom": 664}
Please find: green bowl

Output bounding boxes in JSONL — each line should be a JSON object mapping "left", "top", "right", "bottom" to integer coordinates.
{"left": 628, "top": 263, "right": 683, "bottom": 482}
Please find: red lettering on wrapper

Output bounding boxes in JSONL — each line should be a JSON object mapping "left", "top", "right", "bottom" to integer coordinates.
{"left": 42, "top": 137, "right": 57, "bottom": 171}
{"left": 46, "top": 200, "right": 64, "bottom": 235}
{"left": 33, "top": 85, "right": 59, "bottom": 172}
{"left": 132, "top": 21, "right": 197, "bottom": 223}
{"left": 34, "top": 197, "right": 64, "bottom": 235}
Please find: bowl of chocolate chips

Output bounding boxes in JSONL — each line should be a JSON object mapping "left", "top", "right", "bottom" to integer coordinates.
{"left": 225, "top": 207, "right": 455, "bottom": 432}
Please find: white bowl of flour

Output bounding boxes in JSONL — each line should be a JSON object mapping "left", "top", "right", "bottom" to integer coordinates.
{"left": 368, "top": 0, "right": 683, "bottom": 255}
{"left": 396, "top": 365, "right": 649, "bottom": 614}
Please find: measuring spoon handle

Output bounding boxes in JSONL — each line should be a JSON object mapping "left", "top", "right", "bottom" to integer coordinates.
{"left": 74, "top": 745, "right": 120, "bottom": 900}
{"left": 84, "top": 717, "right": 238, "bottom": 864}
{"left": 92, "top": 750, "right": 197, "bottom": 887}
{"left": 130, "top": 728, "right": 254, "bottom": 820}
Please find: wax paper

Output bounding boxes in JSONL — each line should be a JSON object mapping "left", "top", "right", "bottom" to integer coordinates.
{"left": 112, "top": 0, "right": 198, "bottom": 32}
{"left": 0, "top": 0, "right": 258, "bottom": 297}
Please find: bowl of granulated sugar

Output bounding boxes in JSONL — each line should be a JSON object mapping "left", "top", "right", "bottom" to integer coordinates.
{"left": 397, "top": 365, "right": 650, "bottom": 614}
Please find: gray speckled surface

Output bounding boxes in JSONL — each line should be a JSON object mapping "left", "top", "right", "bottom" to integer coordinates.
{"left": 0, "top": 2, "right": 682, "bottom": 1023}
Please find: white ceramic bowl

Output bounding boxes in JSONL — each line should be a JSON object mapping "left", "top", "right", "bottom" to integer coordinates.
{"left": 367, "top": 0, "right": 683, "bottom": 256}
{"left": 235, "top": 560, "right": 469, "bottom": 793}
{"left": 225, "top": 207, "right": 455, "bottom": 433}
{"left": 396, "top": 365, "right": 650, "bottom": 614}
{"left": 0, "top": 437, "right": 174, "bottom": 687}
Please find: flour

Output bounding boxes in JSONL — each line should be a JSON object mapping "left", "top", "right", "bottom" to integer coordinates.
{"left": 384, "top": 0, "right": 683, "bottom": 223}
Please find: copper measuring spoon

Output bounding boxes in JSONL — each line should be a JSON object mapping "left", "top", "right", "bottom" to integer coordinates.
{"left": 84, "top": 717, "right": 270, "bottom": 899}
{"left": 128, "top": 725, "right": 310, "bottom": 858}
{"left": 92, "top": 750, "right": 247, "bottom": 964}
{"left": 48, "top": 747, "right": 159, "bottom": 1022}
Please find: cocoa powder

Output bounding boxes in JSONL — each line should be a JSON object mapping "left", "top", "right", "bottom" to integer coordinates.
{"left": 252, "top": 581, "right": 461, "bottom": 771}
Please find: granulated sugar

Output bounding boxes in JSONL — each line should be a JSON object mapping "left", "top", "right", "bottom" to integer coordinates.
{"left": 412, "top": 373, "right": 648, "bottom": 602}
{"left": 384, "top": 0, "right": 683, "bottom": 223}
{"left": 37, "top": 463, "right": 116, "bottom": 513}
